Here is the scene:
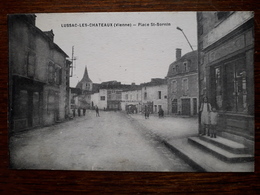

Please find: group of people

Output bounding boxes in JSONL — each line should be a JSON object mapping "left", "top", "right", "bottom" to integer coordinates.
{"left": 144, "top": 106, "right": 164, "bottom": 119}
{"left": 72, "top": 106, "right": 100, "bottom": 117}
{"left": 200, "top": 97, "right": 218, "bottom": 138}
{"left": 72, "top": 108, "right": 86, "bottom": 117}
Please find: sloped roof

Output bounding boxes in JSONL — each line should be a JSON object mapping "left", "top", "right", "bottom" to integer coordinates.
{"left": 141, "top": 78, "right": 167, "bottom": 87}
{"left": 166, "top": 50, "right": 198, "bottom": 78}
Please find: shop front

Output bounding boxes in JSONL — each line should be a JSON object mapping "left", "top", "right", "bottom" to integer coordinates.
{"left": 203, "top": 20, "right": 254, "bottom": 147}
{"left": 11, "top": 76, "right": 44, "bottom": 132}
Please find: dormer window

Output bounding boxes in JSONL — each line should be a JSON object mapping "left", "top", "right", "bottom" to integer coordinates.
{"left": 183, "top": 62, "right": 189, "bottom": 72}
{"left": 176, "top": 65, "right": 179, "bottom": 73}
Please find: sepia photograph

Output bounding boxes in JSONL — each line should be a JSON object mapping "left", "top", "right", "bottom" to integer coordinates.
{"left": 8, "top": 11, "right": 254, "bottom": 172}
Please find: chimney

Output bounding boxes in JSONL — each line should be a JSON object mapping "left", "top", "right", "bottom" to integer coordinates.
{"left": 176, "top": 48, "right": 182, "bottom": 61}
{"left": 44, "top": 30, "right": 54, "bottom": 42}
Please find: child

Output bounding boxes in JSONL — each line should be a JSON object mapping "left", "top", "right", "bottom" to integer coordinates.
{"left": 210, "top": 107, "right": 218, "bottom": 138}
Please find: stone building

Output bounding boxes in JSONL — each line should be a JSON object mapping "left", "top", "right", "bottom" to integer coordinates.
{"left": 121, "top": 84, "right": 142, "bottom": 113}
{"left": 197, "top": 11, "right": 254, "bottom": 151}
{"left": 141, "top": 78, "right": 168, "bottom": 114}
{"left": 166, "top": 49, "right": 198, "bottom": 116}
{"left": 9, "top": 14, "right": 70, "bottom": 132}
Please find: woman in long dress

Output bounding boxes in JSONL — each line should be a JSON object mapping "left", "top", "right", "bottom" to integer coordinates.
{"left": 200, "top": 97, "right": 212, "bottom": 136}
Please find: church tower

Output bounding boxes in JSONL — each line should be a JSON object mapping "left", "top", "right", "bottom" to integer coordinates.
{"left": 76, "top": 66, "right": 93, "bottom": 92}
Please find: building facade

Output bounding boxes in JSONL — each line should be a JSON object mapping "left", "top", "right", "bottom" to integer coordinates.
{"left": 141, "top": 78, "right": 168, "bottom": 114}
{"left": 121, "top": 85, "right": 142, "bottom": 113}
{"left": 166, "top": 49, "right": 198, "bottom": 116}
{"left": 9, "top": 14, "right": 69, "bottom": 131}
{"left": 197, "top": 11, "right": 254, "bottom": 149}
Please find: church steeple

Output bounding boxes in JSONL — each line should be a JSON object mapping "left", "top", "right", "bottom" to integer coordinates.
{"left": 76, "top": 66, "right": 93, "bottom": 91}
{"left": 82, "top": 66, "right": 92, "bottom": 83}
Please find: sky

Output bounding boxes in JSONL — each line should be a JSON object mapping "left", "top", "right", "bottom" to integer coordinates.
{"left": 36, "top": 12, "right": 197, "bottom": 87}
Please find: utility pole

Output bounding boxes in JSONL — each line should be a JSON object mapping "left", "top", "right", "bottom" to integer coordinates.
{"left": 70, "top": 46, "right": 77, "bottom": 77}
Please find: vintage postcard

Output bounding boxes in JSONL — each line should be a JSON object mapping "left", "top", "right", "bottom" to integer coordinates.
{"left": 8, "top": 12, "right": 254, "bottom": 172}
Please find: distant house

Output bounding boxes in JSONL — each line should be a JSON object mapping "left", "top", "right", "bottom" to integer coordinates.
{"left": 70, "top": 87, "right": 81, "bottom": 110}
{"left": 90, "top": 81, "right": 131, "bottom": 111}
{"left": 166, "top": 49, "right": 198, "bottom": 116}
{"left": 141, "top": 78, "right": 168, "bottom": 114}
{"left": 9, "top": 14, "right": 70, "bottom": 132}
{"left": 121, "top": 84, "right": 142, "bottom": 113}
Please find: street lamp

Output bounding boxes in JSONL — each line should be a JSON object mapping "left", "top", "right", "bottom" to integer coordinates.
{"left": 176, "top": 26, "right": 194, "bottom": 51}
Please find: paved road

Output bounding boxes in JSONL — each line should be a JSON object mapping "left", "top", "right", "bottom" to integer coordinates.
{"left": 9, "top": 110, "right": 195, "bottom": 172}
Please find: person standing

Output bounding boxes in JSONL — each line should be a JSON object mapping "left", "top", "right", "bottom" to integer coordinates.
{"left": 83, "top": 108, "right": 86, "bottom": 116}
{"left": 210, "top": 107, "right": 218, "bottom": 138}
{"left": 144, "top": 105, "right": 149, "bottom": 119}
{"left": 78, "top": 108, "right": 81, "bottom": 116}
{"left": 158, "top": 107, "right": 164, "bottom": 118}
{"left": 72, "top": 108, "right": 76, "bottom": 118}
{"left": 95, "top": 106, "right": 100, "bottom": 117}
{"left": 199, "top": 96, "right": 212, "bottom": 136}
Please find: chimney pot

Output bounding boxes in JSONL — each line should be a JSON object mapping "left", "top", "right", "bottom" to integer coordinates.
{"left": 176, "top": 48, "right": 182, "bottom": 61}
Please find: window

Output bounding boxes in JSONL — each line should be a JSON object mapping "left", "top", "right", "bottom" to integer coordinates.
{"left": 54, "top": 66, "right": 62, "bottom": 85}
{"left": 158, "top": 91, "right": 161, "bottom": 99}
{"left": 164, "top": 95, "right": 167, "bottom": 99}
{"left": 211, "top": 57, "right": 247, "bottom": 113}
{"left": 116, "top": 92, "right": 121, "bottom": 100}
{"left": 183, "top": 62, "right": 189, "bottom": 72}
{"left": 100, "top": 96, "right": 105, "bottom": 101}
{"left": 125, "top": 94, "right": 128, "bottom": 100}
{"left": 48, "top": 62, "right": 55, "bottom": 83}
{"left": 225, "top": 59, "right": 247, "bottom": 112}
{"left": 172, "top": 67, "right": 175, "bottom": 74}
{"left": 172, "top": 80, "right": 177, "bottom": 93}
{"left": 212, "top": 66, "right": 223, "bottom": 109}
{"left": 176, "top": 65, "right": 179, "bottom": 73}
{"left": 144, "top": 92, "right": 147, "bottom": 100}
{"left": 182, "top": 78, "right": 188, "bottom": 95}
{"left": 27, "top": 51, "right": 36, "bottom": 77}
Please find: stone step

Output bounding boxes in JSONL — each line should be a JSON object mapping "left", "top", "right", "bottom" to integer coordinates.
{"left": 188, "top": 137, "right": 254, "bottom": 163}
{"left": 220, "top": 131, "right": 254, "bottom": 153}
{"left": 199, "top": 135, "right": 249, "bottom": 154}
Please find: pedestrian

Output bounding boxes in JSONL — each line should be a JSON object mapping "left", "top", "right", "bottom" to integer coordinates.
{"left": 158, "top": 107, "right": 164, "bottom": 118}
{"left": 78, "top": 108, "right": 81, "bottom": 116}
{"left": 199, "top": 96, "right": 211, "bottom": 136}
{"left": 72, "top": 108, "right": 76, "bottom": 117}
{"left": 144, "top": 106, "right": 149, "bottom": 119}
{"left": 95, "top": 106, "right": 100, "bottom": 117}
{"left": 83, "top": 108, "right": 86, "bottom": 116}
{"left": 210, "top": 107, "right": 218, "bottom": 138}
